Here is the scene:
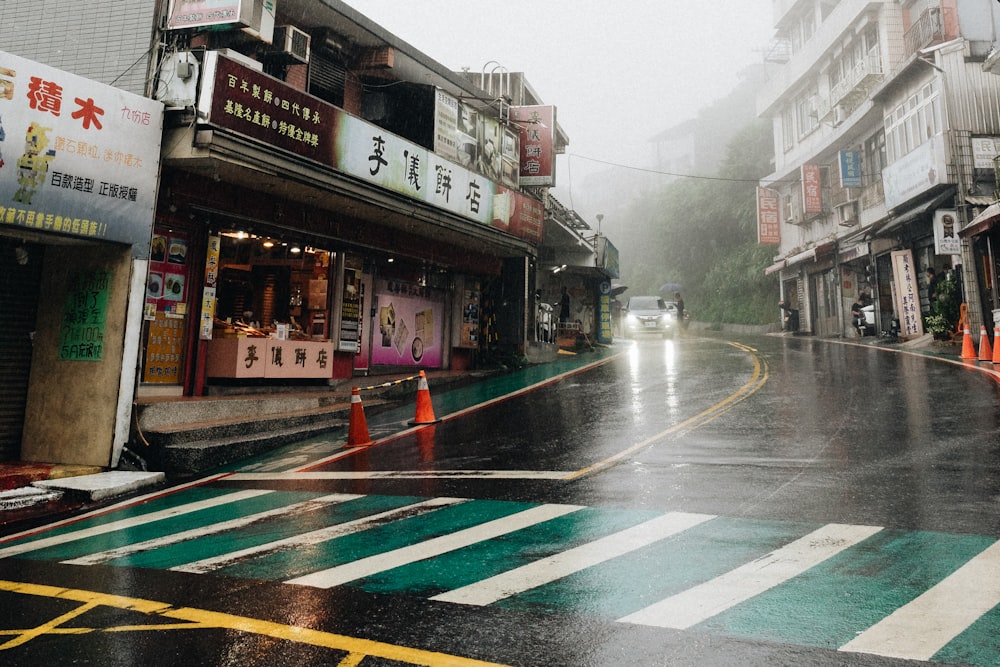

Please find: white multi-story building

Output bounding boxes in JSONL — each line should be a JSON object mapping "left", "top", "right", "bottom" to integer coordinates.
{"left": 759, "top": 0, "right": 1000, "bottom": 340}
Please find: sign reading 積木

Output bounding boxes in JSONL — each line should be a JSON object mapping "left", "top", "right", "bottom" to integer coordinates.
{"left": 0, "top": 50, "right": 164, "bottom": 258}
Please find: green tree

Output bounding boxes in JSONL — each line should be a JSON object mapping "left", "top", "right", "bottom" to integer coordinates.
{"left": 617, "top": 118, "right": 777, "bottom": 324}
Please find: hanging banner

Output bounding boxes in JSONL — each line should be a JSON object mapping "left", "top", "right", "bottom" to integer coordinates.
{"left": 510, "top": 105, "right": 555, "bottom": 186}
{"left": 756, "top": 186, "right": 781, "bottom": 245}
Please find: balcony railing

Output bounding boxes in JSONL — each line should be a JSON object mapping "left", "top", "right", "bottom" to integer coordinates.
{"left": 830, "top": 47, "right": 883, "bottom": 107}
{"left": 904, "top": 5, "right": 952, "bottom": 56}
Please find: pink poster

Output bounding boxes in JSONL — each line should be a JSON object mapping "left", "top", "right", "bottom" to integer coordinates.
{"left": 372, "top": 281, "right": 444, "bottom": 367}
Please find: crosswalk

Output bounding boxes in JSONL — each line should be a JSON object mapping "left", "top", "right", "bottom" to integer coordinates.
{"left": 2, "top": 485, "right": 998, "bottom": 665}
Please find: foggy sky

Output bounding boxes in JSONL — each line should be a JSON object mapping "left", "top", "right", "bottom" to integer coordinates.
{"left": 342, "top": 0, "right": 774, "bottom": 219}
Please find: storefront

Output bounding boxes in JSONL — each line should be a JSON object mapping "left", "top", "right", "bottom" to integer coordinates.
{"left": 0, "top": 50, "right": 163, "bottom": 466}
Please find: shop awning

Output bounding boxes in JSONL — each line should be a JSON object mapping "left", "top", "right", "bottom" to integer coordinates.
{"left": 764, "top": 259, "right": 785, "bottom": 275}
{"left": 785, "top": 241, "right": 835, "bottom": 269}
{"left": 966, "top": 194, "right": 995, "bottom": 207}
{"left": 837, "top": 242, "right": 868, "bottom": 263}
{"left": 875, "top": 188, "right": 955, "bottom": 237}
{"left": 959, "top": 201, "right": 1000, "bottom": 238}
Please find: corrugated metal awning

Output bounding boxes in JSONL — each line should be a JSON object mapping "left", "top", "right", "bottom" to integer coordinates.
{"left": 959, "top": 201, "right": 1000, "bottom": 238}
{"left": 966, "top": 195, "right": 995, "bottom": 207}
{"left": 764, "top": 259, "right": 785, "bottom": 275}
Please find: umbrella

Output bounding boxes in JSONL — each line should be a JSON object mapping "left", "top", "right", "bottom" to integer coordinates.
{"left": 610, "top": 283, "right": 628, "bottom": 297}
{"left": 659, "top": 283, "right": 683, "bottom": 294}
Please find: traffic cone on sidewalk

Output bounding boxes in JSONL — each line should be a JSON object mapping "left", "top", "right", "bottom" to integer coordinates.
{"left": 979, "top": 325, "right": 993, "bottom": 361}
{"left": 960, "top": 325, "right": 978, "bottom": 360}
{"left": 347, "top": 387, "right": 374, "bottom": 447}
{"left": 409, "top": 370, "right": 441, "bottom": 426}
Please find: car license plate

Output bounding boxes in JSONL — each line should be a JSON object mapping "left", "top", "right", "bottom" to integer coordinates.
{"left": 643, "top": 321, "right": 657, "bottom": 328}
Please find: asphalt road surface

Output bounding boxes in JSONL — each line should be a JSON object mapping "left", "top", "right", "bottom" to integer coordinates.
{"left": 1, "top": 333, "right": 998, "bottom": 666}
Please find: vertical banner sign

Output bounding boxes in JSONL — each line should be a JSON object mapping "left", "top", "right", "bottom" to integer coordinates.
{"left": 801, "top": 164, "right": 823, "bottom": 215}
{"left": 839, "top": 151, "right": 862, "bottom": 188}
{"left": 756, "top": 187, "right": 781, "bottom": 245}
{"left": 338, "top": 268, "right": 361, "bottom": 352}
{"left": 598, "top": 281, "right": 613, "bottom": 344}
{"left": 60, "top": 269, "right": 111, "bottom": 360}
{"left": 200, "top": 235, "right": 220, "bottom": 340}
{"left": 933, "top": 209, "right": 960, "bottom": 256}
{"left": 510, "top": 105, "right": 555, "bottom": 186}
{"left": 891, "top": 249, "right": 924, "bottom": 339}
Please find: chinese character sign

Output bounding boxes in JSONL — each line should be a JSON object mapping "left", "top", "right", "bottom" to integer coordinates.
{"left": 757, "top": 187, "right": 781, "bottom": 245}
{"left": 891, "top": 249, "right": 924, "bottom": 339}
{"left": 510, "top": 105, "right": 555, "bottom": 186}
{"left": 59, "top": 269, "right": 111, "bottom": 361}
{"left": 839, "top": 151, "right": 862, "bottom": 188}
{"left": 801, "top": 164, "right": 823, "bottom": 215}
{"left": 0, "top": 50, "right": 163, "bottom": 257}
{"left": 933, "top": 209, "right": 960, "bottom": 256}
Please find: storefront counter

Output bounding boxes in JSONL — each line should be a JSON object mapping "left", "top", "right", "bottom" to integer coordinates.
{"left": 205, "top": 337, "right": 335, "bottom": 379}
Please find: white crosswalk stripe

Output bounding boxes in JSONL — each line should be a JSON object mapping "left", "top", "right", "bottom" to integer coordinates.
{"left": 618, "top": 523, "right": 883, "bottom": 629}
{"left": 286, "top": 503, "right": 585, "bottom": 589}
{"left": 59, "top": 493, "right": 363, "bottom": 566}
{"left": 171, "top": 496, "right": 469, "bottom": 574}
{"left": 839, "top": 539, "right": 1000, "bottom": 660}
{"left": 0, "top": 489, "right": 274, "bottom": 559}
{"left": 431, "top": 511, "right": 715, "bottom": 605}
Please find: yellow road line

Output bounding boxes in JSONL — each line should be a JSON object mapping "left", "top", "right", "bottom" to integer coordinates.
{"left": 0, "top": 580, "right": 511, "bottom": 667}
{"left": 565, "top": 342, "right": 769, "bottom": 480}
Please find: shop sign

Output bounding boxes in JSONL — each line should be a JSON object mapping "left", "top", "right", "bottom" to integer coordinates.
{"left": 839, "top": 151, "right": 862, "bottom": 188}
{"left": 890, "top": 249, "right": 924, "bottom": 339}
{"left": 756, "top": 186, "right": 780, "bottom": 245}
{"left": 59, "top": 269, "right": 111, "bottom": 361}
{"left": 971, "top": 136, "right": 1000, "bottom": 170}
{"left": 144, "top": 312, "right": 185, "bottom": 383}
{"left": 492, "top": 187, "right": 544, "bottom": 242}
{"left": 433, "top": 88, "right": 459, "bottom": 162}
{"left": 199, "top": 52, "right": 544, "bottom": 244}
{"left": 0, "top": 50, "right": 163, "bottom": 258}
{"left": 882, "top": 134, "right": 949, "bottom": 210}
{"left": 164, "top": 0, "right": 272, "bottom": 31}
{"left": 933, "top": 209, "right": 960, "bottom": 256}
{"left": 510, "top": 105, "right": 555, "bottom": 186}
{"left": 199, "top": 234, "right": 220, "bottom": 340}
{"left": 801, "top": 164, "right": 823, "bottom": 215}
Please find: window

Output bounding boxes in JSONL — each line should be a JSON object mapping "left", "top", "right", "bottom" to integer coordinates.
{"left": 782, "top": 108, "right": 795, "bottom": 152}
{"left": 884, "top": 81, "right": 942, "bottom": 162}
{"left": 796, "top": 92, "right": 819, "bottom": 138}
{"left": 863, "top": 130, "right": 886, "bottom": 186}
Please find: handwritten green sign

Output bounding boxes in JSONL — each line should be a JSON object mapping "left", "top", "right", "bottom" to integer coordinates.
{"left": 59, "top": 269, "right": 111, "bottom": 361}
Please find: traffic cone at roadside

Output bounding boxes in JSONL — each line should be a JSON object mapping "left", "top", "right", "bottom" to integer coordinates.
{"left": 979, "top": 325, "right": 994, "bottom": 362}
{"left": 993, "top": 326, "right": 1000, "bottom": 364}
{"left": 960, "top": 325, "right": 978, "bottom": 359}
{"left": 409, "top": 370, "right": 441, "bottom": 426}
{"left": 348, "top": 387, "right": 374, "bottom": 447}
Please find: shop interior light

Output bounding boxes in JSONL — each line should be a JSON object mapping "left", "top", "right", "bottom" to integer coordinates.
{"left": 262, "top": 238, "right": 275, "bottom": 248}
{"left": 289, "top": 244, "right": 302, "bottom": 254}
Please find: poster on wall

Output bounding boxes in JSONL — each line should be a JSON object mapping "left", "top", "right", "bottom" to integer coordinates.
{"left": 933, "top": 209, "right": 960, "bottom": 256}
{"left": 59, "top": 269, "right": 111, "bottom": 361}
{"left": 146, "top": 231, "right": 189, "bottom": 314}
{"left": 338, "top": 268, "right": 362, "bottom": 352}
{"left": 372, "top": 280, "right": 444, "bottom": 367}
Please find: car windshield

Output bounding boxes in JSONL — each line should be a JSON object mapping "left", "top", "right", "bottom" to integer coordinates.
{"left": 628, "top": 296, "right": 666, "bottom": 310}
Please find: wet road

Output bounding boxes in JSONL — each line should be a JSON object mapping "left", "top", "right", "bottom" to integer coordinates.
{"left": 1, "top": 333, "right": 999, "bottom": 666}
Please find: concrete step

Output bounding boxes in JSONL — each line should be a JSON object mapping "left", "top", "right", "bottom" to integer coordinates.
{"left": 33, "top": 471, "right": 166, "bottom": 502}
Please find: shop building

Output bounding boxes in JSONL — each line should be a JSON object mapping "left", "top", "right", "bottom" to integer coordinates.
{"left": 0, "top": 0, "right": 616, "bottom": 468}
{"left": 757, "top": 0, "right": 1000, "bottom": 341}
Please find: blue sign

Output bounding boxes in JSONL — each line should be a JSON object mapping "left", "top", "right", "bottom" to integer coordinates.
{"left": 839, "top": 150, "right": 862, "bottom": 188}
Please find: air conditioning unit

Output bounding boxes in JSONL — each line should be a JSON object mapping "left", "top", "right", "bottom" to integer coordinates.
{"left": 269, "top": 25, "right": 311, "bottom": 64}
{"left": 835, "top": 200, "right": 858, "bottom": 226}
{"left": 832, "top": 105, "right": 846, "bottom": 127}
{"left": 241, "top": 0, "right": 275, "bottom": 44}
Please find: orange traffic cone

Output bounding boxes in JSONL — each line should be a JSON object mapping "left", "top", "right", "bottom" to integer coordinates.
{"left": 979, "top": 325, "right": 994, "bottom": 361}
{"left": 347, "top": 387, "right": 374, "bottom": 447}
{"left": 993, "top": 327, "right": 1000, "bottom": 364}
{"left": 409, "top": 370, "right": 441, "bottom": 425}
{"left": 960, "top": 325, "right": 977, "bottom": 359}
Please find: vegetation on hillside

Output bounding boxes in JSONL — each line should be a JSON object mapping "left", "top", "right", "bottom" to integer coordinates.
{"left": 616, "top": 118, "right": 778, "bottom": 325}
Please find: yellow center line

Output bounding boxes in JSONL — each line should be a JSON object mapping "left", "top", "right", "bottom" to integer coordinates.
{"left": 0, "top": 580, "right": 512, "bottom": 667}
{"left": 565, "top": 342, "right": 769, "bottom": 480}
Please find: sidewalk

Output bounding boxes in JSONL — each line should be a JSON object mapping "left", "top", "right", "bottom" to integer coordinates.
{"left": 0, "top": 367, "right": 500, "bottom": 536}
